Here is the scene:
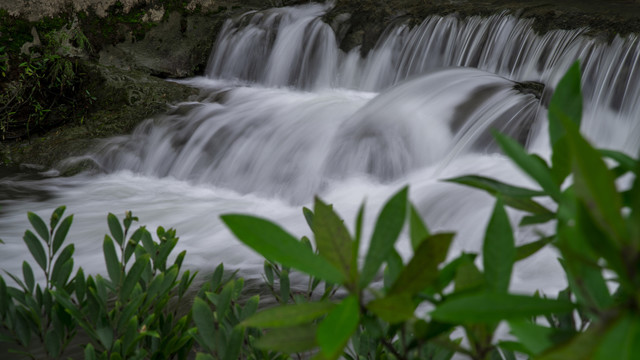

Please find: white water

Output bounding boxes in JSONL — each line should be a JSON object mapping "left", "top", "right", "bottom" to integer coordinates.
{"left": 2, "top": 3, "right": 639, "bottom": 296}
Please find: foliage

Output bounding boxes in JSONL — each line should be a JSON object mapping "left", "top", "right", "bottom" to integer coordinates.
{"left": 222, "top": 61, "right": 640, "bottom": 360}
{"left": 1, "top": 62, "right": 639, "bottom": 359}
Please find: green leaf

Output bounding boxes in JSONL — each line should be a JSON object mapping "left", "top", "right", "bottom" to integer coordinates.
{"left": 515, "top": 236, "right": 554, "bottom": 261}
{"left": 256, "top": 324, "right": 318, "bottom": 353}
{"left": 303, "top": 207, "right": 314, "bottom": 229}
{"left": 600, "top": 149, "right": 638, "bottom": 175}
{"left": 383, "top": 249, "right": 403, "bottom": 290}
{"left": 45, "top": 329, "right": 61, "bottom": 358}
{"left": 223, "top": 327, "right": 245, "bottom": 360}
{"left": 519, "top": 213, "right": 556, "bottom": 226}
{"left": 217, "top": 280, "right": 234, "bottom": 320}
{"left": 23, "top": 230, "right": 47, "bottom": 272}
{"left": 120, "top": 254, "right": 149, "bottom": 300}
{"left": 196, "top": 353, "right": 215, "bottom": 360}
{"left": 593, "top": 313, "right": 640, "bottom": 360}
{"left": 367, "top": 293, "right": 414, "bottom": 324}
{"left": 103, "top": 236, "right": 121, "bottom": 285}
{"left": 49, "top": 206, "right": 66, "bottom": 231}
{"left": 22, "top": 261, "right": 35, "bottom": 293}
{"left": 390, "top": 233, "right": 453, "bottom": 295}
{"left": 28, "top": 212, "right": 50, "bottom": 243}
{"left": 548, "top": 61, "right": 582, "bottom": 147}
{"left": 445, "top": 175, "right": 544, "bottom": 198}
{"left": 409, "top": 204, "right": 430, "bottom": 250}
{"left": 107, "top": 213, "right": 124, "bottom": 247}
{"left": 51, "top": 244, "right": 74, "bottom": 287}
{"left": 508, "top": 320, "right": 555, "bottom": 355}
{"left": 353, "top": 201, "right": 365, "bottom": 279}
{"left": 52, "top": 215, "right": 73, "bottom": 255}
{"left": 242, "top": 302, "right": 336, "bottom": 328}
{"left": 483, "top": 198, "right": 515, "bottom": 293}
{"left": 359, "top": 186, "right": 408, "bottom": 288}
{"left": 317, "top": 296, "right": 360, "bottom": 358}
{"left": 192, "top": 297, "right": 216, "bottom": 353}
{"left": 431, "top": 292, "right": 574, "bottom": 323}
{"left": 221, "top": 215, "right": 344, "bottom": 284}
{"left": 313, "top": 198, "right": 354, "bottom": 283}
{"left": 454, "top": 259, "right": 484, "bottom": 293}
{"left": 563, "top": 115, "right": 628, "bottom": 245}
{"left": 494, "top": 132, "right": 561, "bottom": 201}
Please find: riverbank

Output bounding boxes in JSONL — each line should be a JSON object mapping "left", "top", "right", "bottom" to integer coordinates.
{"left": 2, "top": 0, "right": 640, "bottom": 171}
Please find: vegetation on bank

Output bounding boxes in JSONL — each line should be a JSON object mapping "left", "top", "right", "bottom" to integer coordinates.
{"left": 1, "top": 63, "right": 639, "bottom": 359}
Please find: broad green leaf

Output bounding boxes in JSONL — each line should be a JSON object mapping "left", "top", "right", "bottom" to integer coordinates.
{"left": 279, "top": 268, "right": 290, "bottom": 303}
{"left": 28, "top": 211, "right": 50, "bottom": 243}
{"left": 483, "top": 198, "right": 515, "bottom": 293}
{"left": 519, "top": 213, "right": 556, "bottom": 226}
{"left": 558, "top": 254, "right": 612, "bottom": 312}
{"left": 551, "top": 137, "right": 572, "bottom": 186}
{"left": 107, "top": 213, "right": 124, "bottom": 246}
{"left": 242, "top": 302, "right": 336, "bottom": 328}
{"left": 313, "top": 198, "right": 354, "bottom": 283}
{"left": 537, "top": 314, "right": 618, "bottom": 360}
{"left": 192, "top": 297, "right": 216, "bottom": 353}
{"left": 367, "top": 293, "right": 414, "bottom": 324}
{"left": 359, "top": 187, "right": 408, "bottom": 288}
{"left": 45, "top": 329, "right": 61, "bottom": 358}
{"left": 548, "top": 61, "right": 582, "bottom": 146}
{"left": 22, "top": 261, "right": 34, "bottom": 293}
{"left": 409, "top": 204, "right": 430, "bottom": 250}
{"left": 223, "top": 327, "right": 245, "bottom": 360}
{"left": 390, "top": 233, "right": 453, "bottom": 295}
{"left": 217, "top": 280, "right": 234, "bottom": 320}
{"left": 49, "top": 206, "right": 66, "bottom": 231}
{"left": 256, "top": 324, "right": 318, "bottom": 353}
{"left": 196, "top": 354, "right": 215, "bottom": 360}
{"left": 0, "top": 277, "right": 8, "bottom": 314}
{"left": 52, "top": 215, "right": 73, "bottom": 255}
{"left": 494, "top": 132, "right": 561, "bottom": 201}
{"left": 413, "top": 320, "right": 454, "bottom": 341}
{"left": 317, "top": 296, "right": 360, "bottom": 358}
{"left": 515, "top": 236, "right": 554, "bottom": 261}
{"left": 240, "top": 294, "right": 260, "bottom": 321}
{"left": 431, "top": 292, "right": 574, "bottom": 323}
{"left": 103, "top": 236, "right": 121, "bottom": 285}
{"left": 593, "top": 313, "right": 640, "bottom": 360}
{"left": 454, "top": 259, "right": 484, "bottom": 293}
{"left": 23, "top": 230, "right": 47, "bottom": 272}
{"left": 508, "top": 320, "right": 555, "bottom": 355}
{"left": 221, "top": 215, "right": 344, "bottom": 283}
{"left": 120, "top": 254, "right": 149, "bottom": 300}
{"left": 562, "top": 116, "right": 628, "bottom": 245}
{"left": 630, "top": 159, "right": 640, "bottom": 248}
{"left": 435, "top": 253, "right": 477, "bottom": 293}
{"left": 75, "top": 268, "right": 86, "bottom": 302}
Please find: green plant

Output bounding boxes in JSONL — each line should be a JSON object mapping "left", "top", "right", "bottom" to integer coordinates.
{"left": 222, "top": 61, "right": 640, "bottom": 360}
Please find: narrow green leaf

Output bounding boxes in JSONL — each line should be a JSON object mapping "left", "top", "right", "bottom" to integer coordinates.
{"left": 515, "top": 236, "right": 554, "bottom": 261}
{"left": 519, "top": 213, "right": 556, "bottom": 226}
{"left": 593, "top": 313, "right": 640, "bottom": 360}
{"left": 240, "top": 295, "right": 260, "bottom": 321}
{"left": 367, "top": 293, "right": 414, "bottom": 324}
{"left": 51, "top": 244, "right": 74, "bottom": 287}
{"left": 353, "top": 201, "right": 365, "bottom": 279}
{"left": 256, "top": 324, "right": 318, "bottom": 353}
{"left": 0, "top": 277, "right": 8, "bottom": 315}
{"left": 223, "top": 327, "right": 245, "bottom": 360}
{"left": 445, "top": 175, "right": 544, "bottom": 198}
{"left": 195, "top": 353, "right": 215, "bottom": 360}
{"left": 383, "top": 249, "right": 403, "bottom": 289}
{"left": 360, "top": 186, "right": 408, "bottom": 288}
{"left": 435, "top": 253, "right": 477, "bottom": 292}
{"left": 97, "top": 326, "right": 113, "bottom": 350}
{"left": 217, "top": 280, "right": 234, "bottom": 320}
{"left": 508, "top": 320, "right": 555, "bottom": 355}
{"left": 279, "top": 268, "right": 290, "bottom": 303}
{"left": 313, "top": 198, "right": 354, "bottom": 282}
{"left": 242, "top": 302, "right": 336, "bottom": 328}
{"left": 103, "top": 236, "right": 121, "bottom": 285}
{"left": 49, "top": 206, "right": 66, "bottom": 230}
{"left": 22, "top": 261, "right": 35, "bottom": 293}
{"left": 409, "top": 204, "right": 430, "bottom": 250}
{"left": 192, "top": 297, "right": 216, "bottom": 353}
{"left": 431, "top": 292, "right": 574, "bottom": 323}
{"left": 23, "top": 230, "right": 47, "bottom": 272}
{"left": 45, "top": 329, "right": 61, "bottom": 358}
{"left": 120, "top": 254, "right": 149, "bottom": 300}
{"left": 483, "top": 198, "right": 515, "bottom": 293}
{"left": 107, "top": 213, "right": 124, "bottom": 246}
{"left": 52, "top": 215, "right": 73, "bottom": 255}
{"left": 548, "top": 61, "right": 582, "bottom": 146}
{"left": 303, "top": 207, "right": 314, "bottom": 229}
{"left": 221, "top": 215, "right": 344, "bottom": 284}
{"left": 85, "top": 344, "right": 97, "bottom": 360}
{"left": 75, "top": 268, "right": 86, "bottom": 303}
{"left": 28, "top": 212, "right": 50, "bottom": 243}
{"left": 317, "top": 296, "right": 360, "bottom": 358}
{"left": 600, "top": 149, "right": 637, "bottom": 175}
{"left": 454, "top": 258, "right": 485, "bottom": 293}
{"left": 494, "top": 132, "right": 561, "bottom": 201}
{"left": 390, "top": 233, "right": 454, "bottom": 295}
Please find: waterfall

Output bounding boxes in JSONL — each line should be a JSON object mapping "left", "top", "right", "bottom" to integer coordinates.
{"left": 1, "top": 2, "right": 638, "bottom": 296}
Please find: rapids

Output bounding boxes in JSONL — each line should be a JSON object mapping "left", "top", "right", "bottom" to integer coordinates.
{"left": 1, "top": 2, "right": 639, "bottom": 297}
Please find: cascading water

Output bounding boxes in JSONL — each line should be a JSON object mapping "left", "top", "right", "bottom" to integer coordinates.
{"left": 1, "top": 2, "right": 639, "bottom": 296}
